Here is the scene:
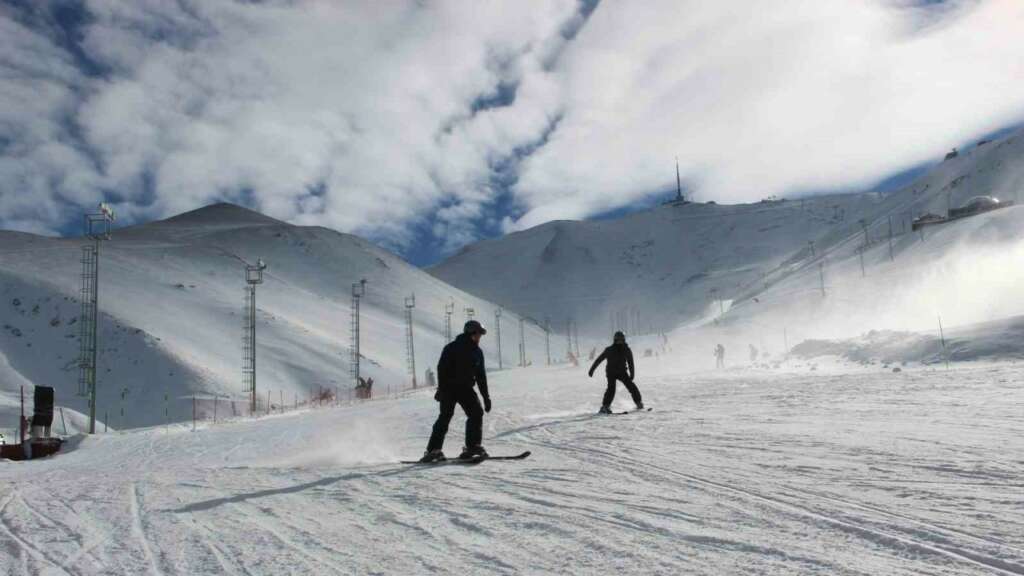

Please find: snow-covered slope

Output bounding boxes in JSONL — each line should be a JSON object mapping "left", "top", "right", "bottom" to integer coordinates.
{"left": 1, "top": 361, "right": 1021, "bottom": 574}
{"left": 431, "top": 129, "right": 1024, "bottom": 348}
{"left": 0, "top": 204, "right": 553, "bottom": 431}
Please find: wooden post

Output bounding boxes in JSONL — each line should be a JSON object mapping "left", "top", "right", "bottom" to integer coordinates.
{"left": 104, "top": 412, "right": 108, "bottom": 433}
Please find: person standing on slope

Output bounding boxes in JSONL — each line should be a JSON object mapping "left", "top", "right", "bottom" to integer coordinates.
{"left": 420, "top": 320, "right": 492, "bottom": 462}
{"left": 588, "top": 331, "right": 644, "bottom": 414}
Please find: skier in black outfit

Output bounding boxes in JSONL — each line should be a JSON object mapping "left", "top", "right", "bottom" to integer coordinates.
{"left": 588, "top": 331, "right": 644, "bottom": 414}
{"left": 421, "top": 320, "right": 492, "bottom": 462}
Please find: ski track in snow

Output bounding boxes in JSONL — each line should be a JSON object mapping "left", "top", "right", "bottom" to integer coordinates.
{"left": 1, "top": 362, "right": 1023, "bottom": 575}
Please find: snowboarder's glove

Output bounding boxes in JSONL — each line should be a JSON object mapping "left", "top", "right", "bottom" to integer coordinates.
{"left": 588, "top": 370, "right": 594, "bottom": 378}
{"left": 483, "top": 396, "right": 492, "bottom": 413}
{"left": 434, "top": 389, "right": 442, "bottom": 402}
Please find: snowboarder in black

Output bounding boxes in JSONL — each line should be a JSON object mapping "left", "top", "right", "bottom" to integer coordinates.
{"left": 588, "top": 331, "right": 643, "bottom": 414}
{"left": 421, "top": 320, "right": 492, "bottom": 462}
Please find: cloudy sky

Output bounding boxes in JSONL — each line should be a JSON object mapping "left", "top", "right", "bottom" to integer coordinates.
{"left": 1, "top": 0, "right": 1023, "bottom": 265}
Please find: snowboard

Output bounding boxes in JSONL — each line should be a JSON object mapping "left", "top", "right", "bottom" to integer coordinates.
{"left": 607, "top": 407, "right": 653, "bottom": 415}
{"left": 402, "top": 450, "right": 531, "bottom": 465}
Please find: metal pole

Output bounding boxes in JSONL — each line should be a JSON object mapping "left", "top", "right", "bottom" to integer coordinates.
{"left": 251, "top": 285, "right": 257, "bottom": 414}
{"left": 519, "top": 317, "right": 526, "bottom": 367}
{"left": 888, "top": 215, "right": 895, "bottom": 262}
{"left": 59, "top": 407, "right": 67, "bottom": 436}
{"left": 544, "top": 317, "right": 551, "bottom": 365}
{"left": 819, "top": 262, "right": 826, "bottom": 297}
{"left": 89, "top": 238, "right": 99, "bottom": 434}
{"left": 192, "top": 395, "right": 196, "bottom": 431}
{"left": 405, "top": 295, "right": 417, "bottom": 389}
{"left": 858, "top": 246, "right": 865, "bottom": 277}
{"left": 214, "top": 395, "right": 218, "bottom": 424}
{"left": 495, "top": 309, "right": 503, "bottom": 369}
{"left": 574, "top": 321, "right": 580, "bottom": 357}
{"left": 938, "top": 315, "right": 949, "bottom": 370}
{"left": 20, "top": 385, "right": 24, "bottom": 446}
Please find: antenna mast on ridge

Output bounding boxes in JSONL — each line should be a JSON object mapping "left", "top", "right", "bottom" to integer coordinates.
{"left": 676, "top": 157, "right": 683, "bottom": 202}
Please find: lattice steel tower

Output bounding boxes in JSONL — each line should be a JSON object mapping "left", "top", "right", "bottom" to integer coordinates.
{"left": 404, "top": 294, "right": 417, "bottom": 389}
{"left": 443, "top": 300, "right": 454, "bottom": 342}
{"left": 350, "top": 279, "right": 367, "bottom": 387}
{"left": 243, "top": 259, "right": 267, "bottom": 414}
{"left": 78, "top": 203, "right": 114, "bottom": 434}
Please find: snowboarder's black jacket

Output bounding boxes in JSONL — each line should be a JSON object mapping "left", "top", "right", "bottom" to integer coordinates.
{"left": 589, "top": 343, "right": 635, "bottom": 378}
{"left": 437, "top": 333, "right": 489, "bottom": 401}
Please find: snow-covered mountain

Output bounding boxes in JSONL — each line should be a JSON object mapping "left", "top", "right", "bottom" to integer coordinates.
{"left": 0, "top": 204, "right": 553, "bottom": 431}
{"left": 431, "top": 128, "right": 1024, "bottom": 353}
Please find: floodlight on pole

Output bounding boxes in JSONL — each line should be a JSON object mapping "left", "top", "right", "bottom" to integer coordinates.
{"left": 78, "top": 203, "right": 114, "bottom": 435}
{"left": 404, "top": 294, "right": 417, "bottom": 389}
{"left": 351, "top": 279, "right": 367, "bottom": 388}
{"left": 444, "top": 300, "right": 454, "bottom": 342}
{"left": 243, "top": 258, "right": 267, "bottom": 415}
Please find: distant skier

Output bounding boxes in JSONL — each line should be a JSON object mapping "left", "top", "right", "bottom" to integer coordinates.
{"left": 420, "top": 320, "right": 492, "bottom": 463}
{"left": 588, "top": 331, "right": 643, "bottom": 414}
{"left": 749, "top": 344, "right": 759, "bottom": 364}
{"left": 714, "top": 344, "right": 725, "bottom": 369}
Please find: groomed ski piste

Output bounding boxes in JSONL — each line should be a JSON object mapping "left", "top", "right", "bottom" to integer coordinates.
{"left": 1, "top": 357, "right": 1022, "bottom": 575}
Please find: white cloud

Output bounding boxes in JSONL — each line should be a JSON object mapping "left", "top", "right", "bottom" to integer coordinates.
{"left": 1, "top": 0, "right": 1023, "bottom": 257}
{"left": 511, "top": 0, "right": 1024, "bottom": 229}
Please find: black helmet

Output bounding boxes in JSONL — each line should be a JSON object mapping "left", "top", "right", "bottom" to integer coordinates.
{"left": 464, "top": 320, "right": 487, "bottom": 335}
{"left": 613, "top": 331, "right": 626, "bottom": 343}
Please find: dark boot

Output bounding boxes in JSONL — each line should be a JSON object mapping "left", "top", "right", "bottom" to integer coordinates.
{"left": 419, "top": 449, "right": 446, "bottom": 463}
{"left": 459, "top": 445, "right": 488, "bottom": 460}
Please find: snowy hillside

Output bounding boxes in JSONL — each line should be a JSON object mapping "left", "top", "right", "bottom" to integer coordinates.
{"left": 0, "top": 204, "right": 554, "bottom": 431}
{"left": 1, "top": 361, "right": 1021, "bottom": 574}
{"left": 432, "top": 129, "right": 1024, "bottom": 349}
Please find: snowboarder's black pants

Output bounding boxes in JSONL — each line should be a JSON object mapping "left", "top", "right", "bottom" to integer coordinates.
{"left": 427, "top": 388, "right": 483, "bottom": 452}
{"left": 603, "top": 373, "right": 642, "bottom": 407}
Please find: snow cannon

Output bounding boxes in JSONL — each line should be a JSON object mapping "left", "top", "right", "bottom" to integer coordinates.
{"left": 0, "top": 385, "right": 63, "bottom": 461}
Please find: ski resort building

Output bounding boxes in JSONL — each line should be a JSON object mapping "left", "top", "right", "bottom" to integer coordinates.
{"left": 948, "top": 196, "right": 1012, "bottom": 219}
